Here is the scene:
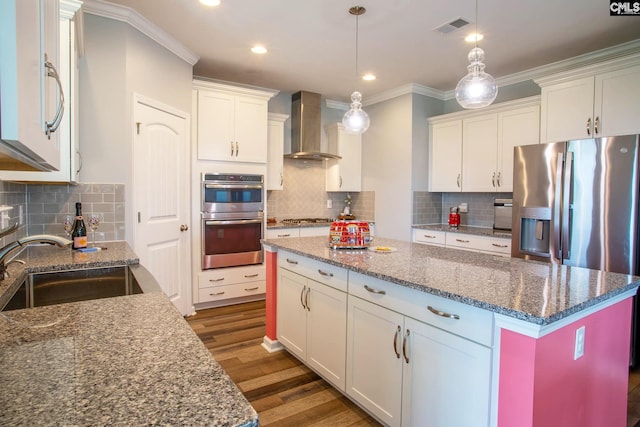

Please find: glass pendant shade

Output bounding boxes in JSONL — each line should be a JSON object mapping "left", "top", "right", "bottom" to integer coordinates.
{"left": 455, "top": 47, "right": 498, "bottom": 109}
{"left": 342, "top": 91, "right": 370, "bottom": 134}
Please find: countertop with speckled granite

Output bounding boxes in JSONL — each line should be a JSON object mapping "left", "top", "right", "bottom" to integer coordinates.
{"left": 0, "top": 242, "right": 258, "bottom": 427}
{"left": 262, "top": 236, "right": 640, "bottom": 325}
{"left": 413, "top": 223, "right": 511, "bottom": 239}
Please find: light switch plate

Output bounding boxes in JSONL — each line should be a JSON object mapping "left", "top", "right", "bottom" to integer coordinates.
{"left": 574, "top": 325, "right": 585, "bottom": 360}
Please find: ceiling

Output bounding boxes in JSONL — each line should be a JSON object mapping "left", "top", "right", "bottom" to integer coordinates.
{"left": 100, "top": 0, "right": 640, "bottom": 102}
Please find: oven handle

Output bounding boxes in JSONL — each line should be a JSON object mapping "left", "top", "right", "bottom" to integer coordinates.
{"left": 204, "top": 219, "right": 264, "bottom": 226}
{"left": 204, "top": 183, "right": 264, "bottom": 190}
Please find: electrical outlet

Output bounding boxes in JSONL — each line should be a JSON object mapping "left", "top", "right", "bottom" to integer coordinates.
{"left": 574, "top": 325, "right": 585, "bottom": 360}
{"left": 327, "top": 199, "right": 333, "bottom": 209}
{"left": 459, "top": 203, "right": 468, "bottom": 213}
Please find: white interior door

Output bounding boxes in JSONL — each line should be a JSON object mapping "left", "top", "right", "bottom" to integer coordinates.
{"left": 133, "top": 96, "right": 193, "bottom": 316}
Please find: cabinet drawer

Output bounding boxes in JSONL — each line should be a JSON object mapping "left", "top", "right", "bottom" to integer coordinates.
{"left": 278, "top": 250, "right": 348, "bottom": 292}
{"left": 265, "top": 228, "right": 300, "bottom": 239}
{"left": 446, "top": 233, "right": 511, "bottom": 256}
{"left": 198, "top": 281, "right": 265, "bottom": 303}
{"left": 412, "top": 228, "right": 446, "bottom": 246}
{"left": 299, "top": 226, "right": 330, "bottom": 237}
{"left": 348, "top": 272, "right": 493, "bottom": 346}
{"left": 198, "top": 265, "right": 265, "bottom": 289}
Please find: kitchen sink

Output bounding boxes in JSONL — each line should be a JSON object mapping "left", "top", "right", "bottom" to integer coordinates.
{"left": 2, "top": 265, "right": 142, "bottom": 311}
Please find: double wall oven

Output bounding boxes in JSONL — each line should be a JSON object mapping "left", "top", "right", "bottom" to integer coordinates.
{"left": 201, "top": 173, "right": 264, "bottom": 269}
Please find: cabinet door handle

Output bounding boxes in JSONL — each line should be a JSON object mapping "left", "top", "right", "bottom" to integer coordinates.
{"left": 393, "top": 325, "right": 401, "bottom": 359}
{"left": 594, "top": 116, "right": 599, "bottom": 135}
{"left": 492, "top": 243, "right": 508, "bottom": 248}
{"left": 44, "top": 54, "right": 65, "bottom": 138}
{"left": 235, "top": 141, "right": 239, "bottom": 157}
{"left": 209, "top": 278, "right": 225, "bottom": 282}
{"left": 427, "top": 305, "right": 460, "bottom": 320}
{"left": 286, "top": 258, "right": 298, "bottom": 264}
{"left": 340, "top": 176, "right": 343, "bottom": 188}
{"left": 318, "top": 269, "right": 334, "bottom": 278}
{"left": 364, "top": 285, "right": 386, "bottom": 295}
{"left": 402, "top": 329, "right": 410, "bottom": 363}
{"left": 586, "top": 117, "right": 591, "bottom": 136}
{"left": 496, "top": 172, "right": 501, "bottom": 187}
{"left": 244, "top": 286, "right": 259, "bottom": 291}
{"left": 457, "top": 173, "right": 461, "bottom": 188}
{"left": 455, "top": 238, "right": 470, "bottom": 243}
{"left": 209, "top": 291, "right": 225, "bottom": 296}
{"left": 280, "top": 172, "right": 283, "bottom": 186}
{"left": 230, "top": 141, "right": 235, "bottom": 156}
{"left": 300, "top": 285, "right": 307, "bottom": 309}
{"left": 244, "top": 273, "right": 259, "bottom": 278}
{"left": 492, "top": 172, "right": 496, "bottom": 188}
{"left": 306, "top": 287, "right": 310, "bottom": 311}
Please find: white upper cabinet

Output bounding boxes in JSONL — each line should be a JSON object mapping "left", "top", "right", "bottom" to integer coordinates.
{"left": 193, "top": 79, "right": 277, "bottom": 163}
{"left": 429, "top": 97, "right": 540, "bottom": 193}
{"left": 0, "top": 0, "right": 64, "bottom": 171}
{"left": 429, "top": 120, "right": 463, "bottom": 192}
{"left": 1, "top": 0, "right": 82, "bottom": 182}
{"left": 266, "top": 113, "right": 288, "bottom": 190}
{"left": 325, "top": 123, "right": 362, "bottom": 192}
{"left": 537, "top": 61, "right": 640, "bottom": 142}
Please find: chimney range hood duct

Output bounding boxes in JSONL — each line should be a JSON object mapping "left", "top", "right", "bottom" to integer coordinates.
{"left": 285, "top": 91, "right": 341, "bottom": 160}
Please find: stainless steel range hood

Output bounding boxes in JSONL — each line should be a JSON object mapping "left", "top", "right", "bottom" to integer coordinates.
{"left": 285, "top": 91, "right": 341, "bottom": 160}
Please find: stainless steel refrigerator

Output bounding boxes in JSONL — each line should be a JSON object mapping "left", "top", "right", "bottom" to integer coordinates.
{"left": 511, "top": 134, "right": 640, "bottom": 365}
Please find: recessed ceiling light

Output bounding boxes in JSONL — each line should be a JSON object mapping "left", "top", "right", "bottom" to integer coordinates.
{"left": 200, "top": 0, "right": 220, "bottom": 6}
{"left": 362, "top": 73, "right": 376, "bottom": 81}
{"left": 465, "top": 32, "right": 483, "bottom": 43}
{"left": 251, "top": 45, "right": 267, "bottom": 54}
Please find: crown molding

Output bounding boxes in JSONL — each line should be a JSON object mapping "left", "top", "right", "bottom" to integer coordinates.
{"left": 428, "top": 96, "right": 540, "bottom": 124}
{"left": 325, "top": 99, "right": 349, "bottom": 110}
{"left": 81, "top": 0, "right": 199, "bottom": 66}
{"left": 268, "top": 112, "right": 289, "bottom": 123}
{"left": 60, "top": 0, "right": 82, "bottom": 19}
{"left": 365, "top": 83, "right": 447, "bottom": 106}
{"left": 193, "top": 77, "right": 279, "bottom": 100}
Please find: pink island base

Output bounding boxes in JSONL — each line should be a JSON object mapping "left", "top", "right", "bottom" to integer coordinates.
{"left": 498, "top": 297, "right": 632, "bottom": 427}
{"left": 264, "top": 246, "right": 634, "bottom": 426}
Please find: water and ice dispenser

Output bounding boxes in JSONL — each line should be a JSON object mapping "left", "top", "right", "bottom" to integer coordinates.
{"left": 518, "top": 207, "right": 551, "bottom": 257}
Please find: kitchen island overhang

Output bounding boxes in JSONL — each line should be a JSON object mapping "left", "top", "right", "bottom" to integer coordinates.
{"left": 262, "top": 236, "right": 640, "bottom": 427}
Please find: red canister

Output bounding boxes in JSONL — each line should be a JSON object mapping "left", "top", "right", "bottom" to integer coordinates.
{"left": 448, "top": 207, "right": 460, "bottom": 227}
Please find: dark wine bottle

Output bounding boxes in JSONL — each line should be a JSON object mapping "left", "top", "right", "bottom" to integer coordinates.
{"left": 71, "top": 202, "right": 87, "bottom": 250}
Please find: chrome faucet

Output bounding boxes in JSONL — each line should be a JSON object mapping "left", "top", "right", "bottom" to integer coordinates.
{"left": 0, "top": 234, "right": 72, "bottom": 280}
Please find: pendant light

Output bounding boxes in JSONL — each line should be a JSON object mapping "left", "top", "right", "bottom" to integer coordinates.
{"left": 455, "top": 0, "right": 498, "bottom": 109}
{"left": 342, "top": 6, "right": 370, "bottom": 134}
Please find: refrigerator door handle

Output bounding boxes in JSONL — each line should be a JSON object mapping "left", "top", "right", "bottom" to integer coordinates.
{"left": 561, "top": 151, "right": 573, "bottom": 261}
{"left": 553, "top": 153, "right": 564, "bottom": 261}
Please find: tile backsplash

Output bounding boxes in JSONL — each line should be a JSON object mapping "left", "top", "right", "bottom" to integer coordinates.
{"left": 0, "top": 181, "right": 125, "bottom": 247}
{"left": 267, "top": 158, "right": 375, "bottom": 221}
{"left": 413, "top": 191, "right": 512, "bottom": 228}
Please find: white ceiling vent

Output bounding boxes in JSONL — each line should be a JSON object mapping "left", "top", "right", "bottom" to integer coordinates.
{"left": 434, "top": 17, "right": 471, "bottom": 34}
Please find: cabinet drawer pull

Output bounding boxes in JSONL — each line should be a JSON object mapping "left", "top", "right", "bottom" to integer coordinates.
{"left": 455, "top": 239, "right": 470, "bottom": 243}
{"left": 402, "top": 329, "right": 410, "bottom": 363}
{"left": 393, "top": 325, "right": 401, "bottom": 359}
{"left": 209, "top": 291, "right": 225, "bottom": 296}
{"left": 318, "top": 269, "right": 334, "bottom": 277}
{"left": 278, "top": 234, "right": 292, "bottom": 238}
{"left": 427, "top": 306, "right": 460, "bottom": 320}
{"left": 244, "top": 286, "right": 259, "bottom": 291}
{"left": 364, "top": 285, "right": 386, "bottom": 295}
{"left": 209, "top": 278, "right": 225, "bottom": 282}
{"left": 286, "top": 258, "right": 298, "bottom": 264}
{"left": 423, "top": 234, "right": 436, "bottom": 239}
{"left": 244, "top": 273, "right": 259, "bottom": 278}
{"left": 491, "top": 243, "right": 508, "bottom": 248}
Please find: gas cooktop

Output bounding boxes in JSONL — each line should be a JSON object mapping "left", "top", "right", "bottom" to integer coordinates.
{"left": 280, "top": 218, "right": 334, "bottom": 225}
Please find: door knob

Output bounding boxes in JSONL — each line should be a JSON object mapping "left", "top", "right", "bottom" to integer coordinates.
{"left": 180, "top": 224, "right": 189, "bottom": 231}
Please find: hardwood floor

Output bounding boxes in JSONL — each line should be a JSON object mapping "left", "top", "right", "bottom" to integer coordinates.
{"left": 187, "top": 300, "right": 381, "bottom": 426}
{"left": 188, "top": 300, "right": 640, "bottom": 426}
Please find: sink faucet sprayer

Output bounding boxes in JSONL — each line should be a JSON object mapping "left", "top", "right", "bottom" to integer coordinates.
{"left": 0, "top": 234, "right": 72, "bottom": 280}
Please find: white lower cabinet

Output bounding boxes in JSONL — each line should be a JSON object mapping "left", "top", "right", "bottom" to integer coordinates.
{"left": 346, "top": 272, "right": 492, "bottom": 427}
{"left": 412, "top": 227, "right": 511, "bottom": 257}
{"left": 196, "top": 265, "right": 265, "bottom": 304}
{"left": 277, "top": 252, "right": 347, "bottom": 391}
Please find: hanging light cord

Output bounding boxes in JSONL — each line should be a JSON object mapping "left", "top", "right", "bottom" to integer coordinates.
{"left": 355, "top": 11, "right": 359, "bottom": 82}
{"left": 474, "top": 0, "right": 478, "bottom": 49}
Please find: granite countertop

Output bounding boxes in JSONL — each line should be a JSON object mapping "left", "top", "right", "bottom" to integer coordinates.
{"left": 262, "top": 236, "right": 640, "bottom": 325}
{"left": 0, "top": 242, "right": 258, "bottom": 426}
{"left": 413, "top": 223, "right": 511, "bottom": 239}
{"left": 267, "top": 219, "right": 375, "bottom": 229}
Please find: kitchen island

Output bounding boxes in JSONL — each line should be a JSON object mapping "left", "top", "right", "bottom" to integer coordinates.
{"left": 0, "top": 242, "right": 258, "bottom": 426}
{"left": 262, "top": 236, "right": 639, "bottom": 427}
